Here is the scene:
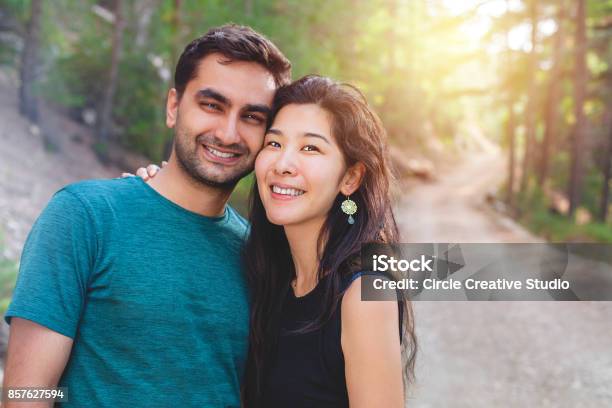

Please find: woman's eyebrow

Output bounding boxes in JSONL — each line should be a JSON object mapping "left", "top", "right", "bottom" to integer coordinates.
{"left": 266, "top": 128, "right": 330, "bottom": 144}
{"left": 267, "top": 128, "right": 283, "bottom": 136}
{"left": 304, "top": 132, "right": 330, "bottom": 144}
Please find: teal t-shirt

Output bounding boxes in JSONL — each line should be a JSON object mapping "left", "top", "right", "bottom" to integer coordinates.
{"left": 5, "top": 177, "right": 250, "bottom": 407}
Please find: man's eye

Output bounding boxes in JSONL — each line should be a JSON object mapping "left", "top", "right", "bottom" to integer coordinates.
{"left": 201, "top": 102, "right": 220, "bottom": 110}
{"left": 244, "top": 114, "right": 264, "bottom": 125}
{"left": 303, "top": 145, "right": 319, "bottom": 152}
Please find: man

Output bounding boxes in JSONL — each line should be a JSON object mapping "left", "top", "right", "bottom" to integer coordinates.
{"left": 3, "top": 24, "right": 291, "bottom": 407}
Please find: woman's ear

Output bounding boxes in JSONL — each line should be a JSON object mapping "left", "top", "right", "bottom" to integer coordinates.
{"left": 340, "top": 162, "right": 366, "bottom": 196}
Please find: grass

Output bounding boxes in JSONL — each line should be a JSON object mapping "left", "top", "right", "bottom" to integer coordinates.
{"left": 0, "top": 229, "right": 18, "bottom": 315}
{"left": 526, "top": 208, "right": 612, "bottom": 242}
{"left": 513, "top": 186, "right": 612, "bottom": 243}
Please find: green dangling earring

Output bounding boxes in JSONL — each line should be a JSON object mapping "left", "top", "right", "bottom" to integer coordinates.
{"left": 341, "top": 195, "right": 357, "bottom": 225}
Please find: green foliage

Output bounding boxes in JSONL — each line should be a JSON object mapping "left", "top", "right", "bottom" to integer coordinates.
{"left": 41, "top": 32, "right": 108, "bottom": 109}
{"left": 2, "top": 0, "right": 610, "bottom": 231}
{"left": 527, "top": 207, "right": 612, "bottom": 243}
{"left": 0, "top": 229, "right": 18, "bottom": 315}
{"left": 517, "top": 184, "right": 612, "bottom": 243}
{"left": 582, "top": 169, "right": 606, "bottom": 215}
{"left": 229, "top": 173, "right": 255, "bottom": 218}
{"left": 114, "top": 52, "right": 172, "bottom": 161}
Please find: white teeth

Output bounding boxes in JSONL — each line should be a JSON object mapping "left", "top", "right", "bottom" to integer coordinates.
{"left": 272, "top": 185, "right": 305, "bottom": 196}
{"left": 206, "top": 146, "right": 237, "bottom": 158}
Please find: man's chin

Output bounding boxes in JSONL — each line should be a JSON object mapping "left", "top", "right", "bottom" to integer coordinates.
{"left": 175, "top": 148, "right": 253, "bottom": 189}
{"left": 190, "top": 168, "right": 252, "bottom": 189}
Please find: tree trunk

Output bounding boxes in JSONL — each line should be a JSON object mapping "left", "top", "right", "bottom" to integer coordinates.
{"left": 506, "top": 102, "right": 517, "bottom": 206}
{"left": 134, "top": 0, "right": 158, "bottom": 50}
{"left": 97, "top": 0, "right": 126, "bottom": 143}
{"left": 538, "top": 4, "right": 565, "bottom": 187}
{"left": 520, "top": 0, "right": 539, "bottom": 193}
{"left": 568, "top": 0, "right": 588, "bottom": 216}
{"left": 19, "top": 0, "right": 42, "bottom": 122}
{"left": 505, "top": 0, "right": 517, "bottom": 207}
{"left": 244, "top": 0, "right": 253, "bottom": 17}
{"left": 170, "top": 0, "right": 183, "bottom": 72}
{"left": 599, "top": 114, "right": 612, "bottom": 222}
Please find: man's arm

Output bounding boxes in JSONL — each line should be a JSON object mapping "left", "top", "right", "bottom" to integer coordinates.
{"left": 2, "top": 187, "right": 97, "bottom": 407}
{"left": 3, "top": 318, "right": 73, "bottom": 408}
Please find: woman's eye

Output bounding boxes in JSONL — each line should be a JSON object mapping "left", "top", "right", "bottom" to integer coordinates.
{"left": 266, "top": 141, "right": 281, "bottom": 148}
{"left": 302, "top": 145, "right": 319, "bottom": 152}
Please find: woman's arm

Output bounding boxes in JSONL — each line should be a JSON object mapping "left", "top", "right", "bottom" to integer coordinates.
{"left": 341, "top": 277, "right": 404, "bottom": 408}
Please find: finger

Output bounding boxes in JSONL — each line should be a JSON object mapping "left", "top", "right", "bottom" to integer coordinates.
{"left": 136, "top": 168, "right": 150, "bottom": 181}
{"left": 147, "top": 164, "right": 160, "bottom": 177}
{"left": 161, "top": 161, "right": 168, "bottom": 167}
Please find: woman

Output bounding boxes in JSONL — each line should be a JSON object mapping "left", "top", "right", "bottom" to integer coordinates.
{"left": 135, "top": 75, "right": 416, "bottom": 407}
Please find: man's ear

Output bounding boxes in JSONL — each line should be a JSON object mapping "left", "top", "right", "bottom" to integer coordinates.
{"left": 340, "top": 162, "right": 366, "bottom": 196}
{"left": 166, "top": 88, "right": 179, "bottom": 128}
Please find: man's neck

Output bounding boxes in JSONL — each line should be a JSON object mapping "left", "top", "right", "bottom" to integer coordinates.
{"left": 146, "top": 159, "right": 233, "bottom": 217}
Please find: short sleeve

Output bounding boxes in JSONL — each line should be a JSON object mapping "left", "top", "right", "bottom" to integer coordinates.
{"left": 4, "top": 188, "right": 98, "bottom": 338}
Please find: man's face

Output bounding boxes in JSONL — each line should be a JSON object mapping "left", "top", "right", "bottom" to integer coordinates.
{"left": 166, "top": 53, "right": 276, "bottom": 188}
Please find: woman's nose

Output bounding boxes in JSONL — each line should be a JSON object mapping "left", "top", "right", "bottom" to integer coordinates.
{"left": 273, "top": 149, "right": 297, "bottom": 176}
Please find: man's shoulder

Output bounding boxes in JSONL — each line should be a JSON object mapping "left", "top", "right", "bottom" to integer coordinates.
{"left": 53, "top": 177, "right": 144, "bottom": 214}
{"left": 61, "top": 177, "right": 142, "bottom": 200}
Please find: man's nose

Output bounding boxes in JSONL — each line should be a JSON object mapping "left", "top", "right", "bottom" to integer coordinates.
{"left": 215, "top": 114, "right": 241, "bottom": 146}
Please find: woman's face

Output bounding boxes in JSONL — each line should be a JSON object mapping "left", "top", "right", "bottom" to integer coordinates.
{"left": 255, "top": 103, "right": 354, "bottom": 228}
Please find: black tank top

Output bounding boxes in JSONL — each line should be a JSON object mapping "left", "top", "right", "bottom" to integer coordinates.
{"left": 261, "top": 272, "right": 402, "bottom": 407}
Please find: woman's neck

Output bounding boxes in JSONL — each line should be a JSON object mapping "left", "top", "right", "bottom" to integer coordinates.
{"left": 284, "top": 219, "right": 326, "bottom": 296}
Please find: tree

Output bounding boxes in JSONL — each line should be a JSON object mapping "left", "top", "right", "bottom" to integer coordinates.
{"left": 97, "top": 0, "right": 126, "bottom": 144}
{"left": 504, "top": 0, "right": 517, "bottom": 206}
{"left": 19, "top": 0, "right": 42, "bottom": 122}
{"left": 568, "top": 0, "right": 588, "bottom": 216}
{"left": 520, "top": 0, "right": 539, "bottom": 193}
{"left": 599, "top": 114, "right": 612, "bottom": 222}
{"left": 538, "top": 2, "right": 565, "bottom": 188}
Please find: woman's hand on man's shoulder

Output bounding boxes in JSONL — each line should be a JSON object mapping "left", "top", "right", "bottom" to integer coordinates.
{"left": 121, "top": 161, "right": 167, "bottom": 181}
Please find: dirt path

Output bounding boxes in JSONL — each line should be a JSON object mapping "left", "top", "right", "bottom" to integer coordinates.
{"left": 396, "top": 147, "right": 612, "bottom": 407}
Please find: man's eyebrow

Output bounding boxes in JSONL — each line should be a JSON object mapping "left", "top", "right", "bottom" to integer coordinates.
{"left": 244, "top": 104, "right": 272, "bottom": 117}
{"left": 196, "top": 88, "right": 230, "bottom": 106}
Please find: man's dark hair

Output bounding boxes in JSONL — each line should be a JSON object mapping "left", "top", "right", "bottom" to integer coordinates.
{"left": 174, "top": 24, "right": 291, "bottom": 97}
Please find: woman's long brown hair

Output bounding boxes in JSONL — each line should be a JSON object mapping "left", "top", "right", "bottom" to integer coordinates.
{"left": 242, "top": 75, "right": 416, "bottom": 406}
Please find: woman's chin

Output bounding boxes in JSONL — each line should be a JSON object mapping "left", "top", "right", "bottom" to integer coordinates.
{"left": 266, "top": 214, "right": 297, "bottom": 227}
{"left": 264, "top": 210, "right": 306, "bottom": 227}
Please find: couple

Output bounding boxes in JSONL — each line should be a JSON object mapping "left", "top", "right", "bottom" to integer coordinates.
{"left": 3, "top": 24, "right": 415, "bottom": 407}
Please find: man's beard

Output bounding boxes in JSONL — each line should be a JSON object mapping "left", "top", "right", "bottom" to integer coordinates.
{"left": 173, "top": 125, "right": 254, "bottom": 190}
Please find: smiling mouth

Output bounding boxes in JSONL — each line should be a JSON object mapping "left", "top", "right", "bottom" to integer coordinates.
{"left": 270, "top": 185, "right": 306, "bottom": 197}
{"left": 204, "top": 145, "right": 241, "bottom": 159}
